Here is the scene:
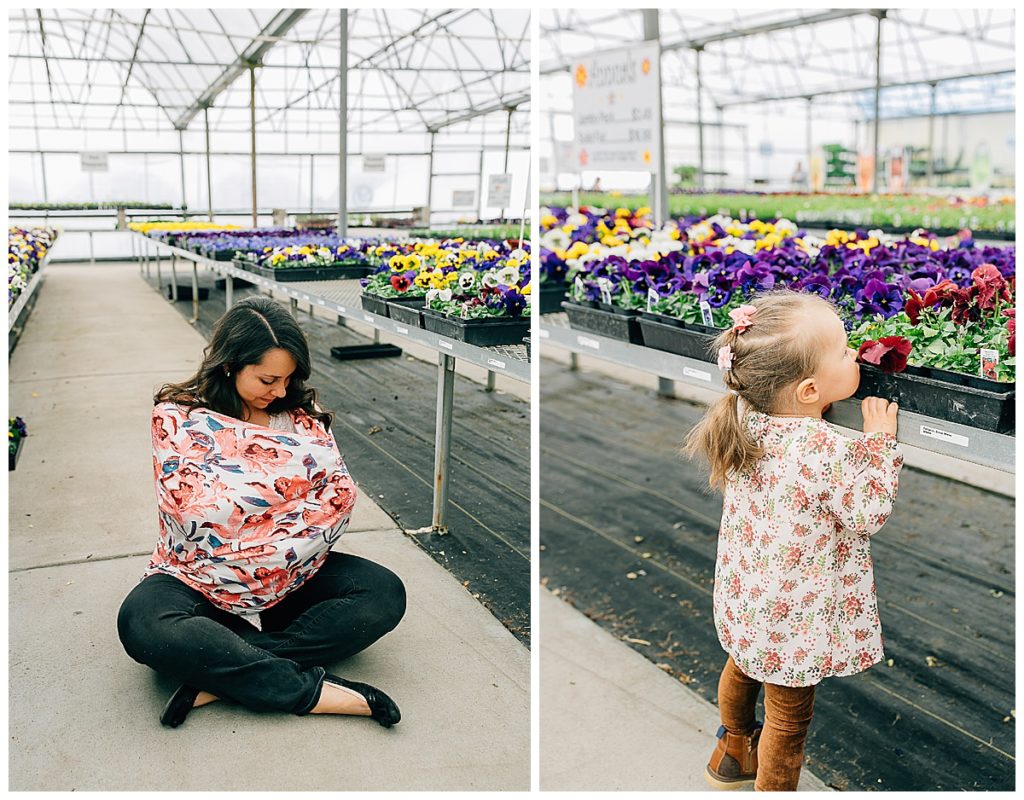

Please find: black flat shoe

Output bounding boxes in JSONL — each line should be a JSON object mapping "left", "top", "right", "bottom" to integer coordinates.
{"left": 160, "top": 684, "right": 200, "bottom": 728}
{"left": 323, "top": 673, "right": 401, "bottom": 728}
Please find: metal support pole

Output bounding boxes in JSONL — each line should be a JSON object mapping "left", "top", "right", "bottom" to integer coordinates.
{"left": 431, "top": 353, "right": 456, "bottom": 532}
{"left": 290, "top": 297, "right": 298, "bottom": 317}
{"left": 425, "top": 129, "right": 436, "bottom": 225}
{"left": 204, "top": 106, "right": 214, "bottom": 222}
{"left": 742, "top": 126, "right": 750, "bottom": 189}
{"left": 717, "top": 106, "right": 725, "bottom": 191}
{"left": 805, "top": 97, "right": 813, "bottom": 187}
{"left": 872, "top": 11, "right": 885, "bottom": 193}
{"left": 643, "top": 9, "right": 668, "bottom": 225}
{"left": 250, "top": 64, "right": 258, "bottom": 227}
{"left": 155, "top": 247, "right": 162, "bottom": 289}
{"left": 337, "top": 314, "right": 347, "bottom": 327}
{"left": 88, "top": 231, "right": 95, "bottom": 266}
{"left": 927, "top": 82, "right": 937, "bottom": 189}
{"left": 337, "top": 9, "right": 349, "bottom": 236}
{"left": 486, "top": 371, "right": 496, "bottom": 392}
{"left": 569, "top": 352, "right": 579, "bottom": 371}
{"left": 190, "top": 263, "right": 200, "bottom": 324}
{"left": 500, "top": 108, "right": 513, "bottom": 223}
{"left": 477, "top": 149, "right": 485, "bottom": 221}
{"left": 657, "top": 376, "right": 675, "bottom": 398}
{"left": 695, "top": 46, "right": 706, "bottom": 191}
{"left": 226, "top": 273, "right": 233, "bottom": 309}
{"left": 170, "top": 255, "right": 179, "bottom": 301}
{"left": 178, "top": 128, "right": 187, "bottom": 212}
{"left": 309, "top": 154, "right": 315, "bottom": 213}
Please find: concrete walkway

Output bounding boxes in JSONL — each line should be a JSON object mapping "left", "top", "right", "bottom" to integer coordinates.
{"left": 540, "top": 589, "right": 831, "bottom": 792}
{"left": 8, "top": 262, "right": 529, "bottom": 791}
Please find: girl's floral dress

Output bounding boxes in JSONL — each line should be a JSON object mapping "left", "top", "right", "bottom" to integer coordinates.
{"left": 713, "top": 409, "right": 903, "bottom": 687}
{"left": 143, "top": 402, "right": 357, "bottom": 616}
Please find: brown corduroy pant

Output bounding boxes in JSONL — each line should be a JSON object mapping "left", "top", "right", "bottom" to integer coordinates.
{"left": 717, "top": 656, "right": 817, "bottom": 791}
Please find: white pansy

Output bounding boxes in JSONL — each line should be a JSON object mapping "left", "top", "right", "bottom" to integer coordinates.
{"left": 458, "top": 272, "right": 476, "bottom": 291}
{"left": 482, "top": 271, "right": 501, "bottom": 288}
{"left": 541, "top": 229, "right": 570, "bottom": 250}
{"left": 496, "top": 266, "right": 521, "bottom": 286}
{"left": 567, "top": 213, "right": 588, "bottom": 227}
{"left": 508, "top": 248, "right": 528, "bottom": 262}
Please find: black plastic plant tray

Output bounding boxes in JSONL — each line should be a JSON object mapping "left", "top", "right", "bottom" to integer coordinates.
{"left": 330, "top": 344, "right": 403, "bottom": 361}
{"left": 637, "top": 312, "right": 722, "bottom": 362}
{"left": 562, "top": 301, "right": 644, "bottom": 345}
{"left": 855, "top": 363, "right": 1014, "bottom": 434}
{"left": 422, "top": 308, "right": 530, "bottom": 346}
{"left": 386, "top": 302, "right": 425, "bottom": 328}
{"left": 9, "top": 437, "right": 23, "bottom": 471}
{"left": 166, "top": 284, "right": 209, "bottom": 301}
{"left": 902, "top": 363, "right": 1013, "bottom": 393}
{"left": 360, "top": 292, "right": 425, "bottom": 317}
{"left": 250, "top": 262, "right": 372, "bottom": 281}
{"left": 539, "top": 281, "right": 568, "bottom": 314}
{"left": 202, "top": 248, "right": 235, "bottom": 261}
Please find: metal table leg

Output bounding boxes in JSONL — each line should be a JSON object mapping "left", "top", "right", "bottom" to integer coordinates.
{"left": 225, "top": 274, "right": 233, "bottom": 309}
{"left": 155, "top": 247, "right": 161, "bottom": 288}
{"left": 486, "top": 371, "right": 496, "bottom": 392}
{"left": 190, "top": 262, "right": 200, "bottom": 324}
{"left": 170, "top": 255, "right": 179, "bottom": 301}
{"left": 290, "top": 297, "right": 298, "bottom": 316}
{"left": 431, "top": 353, "right": 456, "bottom": 533}
{"left": 657, "top": 377, "right": 675, "bottom": 398}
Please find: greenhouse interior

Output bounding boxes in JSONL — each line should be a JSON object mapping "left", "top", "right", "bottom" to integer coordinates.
{"left": 8, "top": 8, "right": 531, "bottom": 791}
{"left": 537, "top": 8, "right": 1015, "bottom": 794}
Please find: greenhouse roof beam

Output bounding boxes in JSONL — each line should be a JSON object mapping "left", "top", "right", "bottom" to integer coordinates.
{"left": 114, "top": 9, "right": 149, "bottom": 110}
{"left": 172, "top": 9, "right": 308, "bottom": 130}
{"left": 664, "top": 9, "right": 876, "bottom": 52}
{"left": 426, "top": 91, "right": 529, "bottom": 132}
{"left": 716, "top": 66, "right": 1015, "bottom": 107}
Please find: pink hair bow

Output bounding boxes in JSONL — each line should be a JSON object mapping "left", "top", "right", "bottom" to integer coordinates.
{"left": 717, "top": 345, "right": 734, "bottom": 372}
{"left": 729, "top": 304, "right": 757, "bottom": 334}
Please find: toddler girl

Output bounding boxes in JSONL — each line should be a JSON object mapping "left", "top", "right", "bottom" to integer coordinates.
{"left": 683, "top": 291, "right": 902, "bottom": 791}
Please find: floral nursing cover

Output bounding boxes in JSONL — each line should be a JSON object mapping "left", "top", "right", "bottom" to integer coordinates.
{"left": 143, "top": 402, "right": 357, "bottom": 614}
{"left": 713, "top": 410, "right": 903, "bottom": 687}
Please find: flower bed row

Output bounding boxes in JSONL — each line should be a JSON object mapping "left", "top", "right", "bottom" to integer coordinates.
{"left": 541, "top": 192, "right": 1016, "bottom": 237}
{"left": 13, "top": 202, "right": 175, "bottom": 211}
{"left": 9, "top": 226, "right": 57, "bottom": 309}
{"left": 360, "top": 239, "right": 531, "bottom": 346}
{"left": 545, "top": 206, "right": 1014, "bottom": 431}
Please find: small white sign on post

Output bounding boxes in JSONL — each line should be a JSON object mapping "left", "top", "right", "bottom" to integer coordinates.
{"left": 362, "top": 154, "right": 387, "bottom": 172}
{"left": 452, "top": 190, "right": 476, "bottom": 209}
{"left": 571, "top": 41, "right": 662, "bottom": 173}
{"left": 487, "top": 174, "right": 512, "bottom": 207}
{"left": 81, "top": 151, "right": 109, "bottom": 172}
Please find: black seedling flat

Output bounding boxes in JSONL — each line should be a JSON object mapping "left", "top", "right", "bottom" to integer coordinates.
{"left": 323, "top": 673, "right": 401, "bottom": 728}
{"left": 160, "top": 684, "right": 200, "bottom": 728}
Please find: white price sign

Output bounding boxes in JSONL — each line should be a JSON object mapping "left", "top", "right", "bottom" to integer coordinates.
{"left": 452, "top": 189, "right": 476, "bottom": 209}
{"left": 81, "top": 151, "right": 109, "bottom": 172}
{"left": 363, "top": 154, "right": 387, "bottom": 172}
{"left": 571, "top": 41, "right": 662, "bottom": 172}
{"left": 487, "top": 173, "right": 512, "bottom": 207}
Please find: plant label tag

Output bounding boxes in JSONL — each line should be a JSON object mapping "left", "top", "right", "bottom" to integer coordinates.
{"left": 919, "top": 425, "right": 969, "bottom": 448}
{"left": 574, "top": 276, "right": 585, "bottom": 297}
{"left": 317, "top": 299, "right": 326, "bottom": 306}
{"left": 577, "top": 335, "right": 600, "bottom": 350}
{"left": 394, "top": 325, "right": 409, "bottom": 335}
{"left": 302, "top": 293, "right": 310, "bottom": 301}
{"left": 699, "top": 300, "right": 714, "bottom": 327}
{"left": 597, "top": 279, "right": 613, "bottom": 306}
{"left": 438, "top": 340, "right": 453, "bottom": 350}
{"left": 339, "top": 306, "right": 347, "bottom": 314}
{"left": 980, "top": 348, "right": 999, "bottom": 380}
{"left": 647, "top": 288, "right": 659, "bottom": 312}
{"left": 363, "top": 314, "right": 374, "bottom": 323}
{"left": 683, "top": 366, "right": 712, "bottom": 382}
{"left": 487, "top": 358, "right": 506, "bottom": 370}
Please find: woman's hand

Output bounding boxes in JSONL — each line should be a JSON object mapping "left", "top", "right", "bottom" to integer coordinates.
{"left": 861, "top": 396, "right": 898, "bottom": 436}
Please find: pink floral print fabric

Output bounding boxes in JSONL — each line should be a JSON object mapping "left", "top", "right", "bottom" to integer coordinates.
{"left": 143, "top": 402, "right": 357, "bottom": 614}
{"left": 713, "top": 409, "right": 903, "bottom": 687}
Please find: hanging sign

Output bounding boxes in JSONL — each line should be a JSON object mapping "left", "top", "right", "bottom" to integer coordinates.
{"left": 487, "top": 173, "right": 512, "bottom": 207}
{"left": 81, "top": 151, "right": 109, "bottom": 172}
{"left": 452, "top": 189, "right": 476, "bottom": 209}
{"left": 571, "top": 41, "right": 662, "bottom": 172}
{"left": 362, "top": 154, "right": 387, "bottom": 172}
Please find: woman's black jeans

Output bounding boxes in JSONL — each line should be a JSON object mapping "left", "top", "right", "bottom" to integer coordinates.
{"left": 117, "top": 551, "right": 406, "bottom": 715}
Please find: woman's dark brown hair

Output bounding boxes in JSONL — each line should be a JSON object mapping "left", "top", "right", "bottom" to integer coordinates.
{"left": 154, "top": 295, "right": 333, "bottom": 429}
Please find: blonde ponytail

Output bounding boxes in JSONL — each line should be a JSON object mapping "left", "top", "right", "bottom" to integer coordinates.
{"left": 682, "top": 290, "right": 836, "bottom": 491}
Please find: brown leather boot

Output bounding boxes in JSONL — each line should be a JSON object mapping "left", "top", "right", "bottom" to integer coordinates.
{"left": 704, "top": 722, "right": 763, "bottom": 790}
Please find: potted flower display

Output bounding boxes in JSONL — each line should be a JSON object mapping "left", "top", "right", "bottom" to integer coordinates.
{"left": 9, "top": 416, "right": 27, "bottom": 470}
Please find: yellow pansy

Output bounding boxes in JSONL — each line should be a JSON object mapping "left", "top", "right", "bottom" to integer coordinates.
{"left": 541, "top": 214, "right": 558, "bottom": 228}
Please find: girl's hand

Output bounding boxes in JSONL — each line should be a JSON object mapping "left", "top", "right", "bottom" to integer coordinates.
{"left": 861, "top": 396, "right": 898, "bottom": 436}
